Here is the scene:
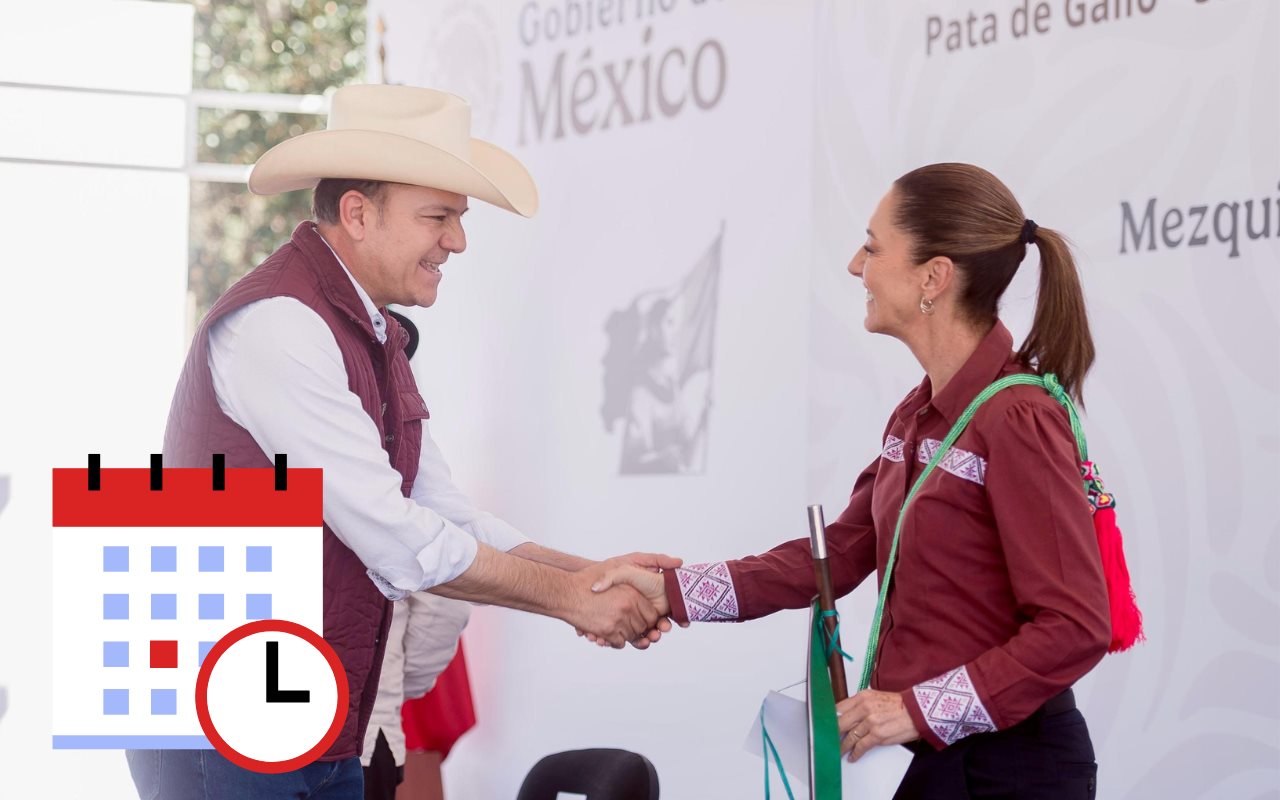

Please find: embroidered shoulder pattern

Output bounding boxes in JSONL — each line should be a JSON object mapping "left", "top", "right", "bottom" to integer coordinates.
{"left": 918, "top": 439, "right": 987, "bottom": 486}
{"left": 912, "top": 665, "right": 996, "bottom": 746}
{"left": 675, "top": 561, "right": 740, "bottom": 622}
{"left": 881, "top": 435, "right": 906, "bottom": 463}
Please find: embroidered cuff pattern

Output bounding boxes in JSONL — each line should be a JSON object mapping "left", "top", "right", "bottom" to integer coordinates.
{"left": 912, "top": 665, "right": 996, "bottom": 746}
{"left": 674, "top": 561, "right": 739, "bottom": 622}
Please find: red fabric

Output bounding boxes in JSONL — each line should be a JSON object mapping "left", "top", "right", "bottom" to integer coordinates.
{"left": 402, "top": 641, "right": 476, "bottom": 759}
{"left": 1094, "top": 507, "right": 1144, "bottom": 652}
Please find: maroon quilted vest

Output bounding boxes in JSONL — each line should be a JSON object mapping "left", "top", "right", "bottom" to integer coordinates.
{"left": 163, "top": 222, "right": 427, "bottom": 760}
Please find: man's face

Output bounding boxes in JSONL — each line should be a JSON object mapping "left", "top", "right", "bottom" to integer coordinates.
{"left": 359, "top": 183, "right": 468, "bottom": 308}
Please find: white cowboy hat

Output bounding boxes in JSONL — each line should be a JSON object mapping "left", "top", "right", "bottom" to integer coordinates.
{"left": 248, "top": 84, "right": 538, "bottom": 217}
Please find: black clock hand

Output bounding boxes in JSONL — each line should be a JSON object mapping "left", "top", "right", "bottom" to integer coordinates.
{"left": 265, "top": 641, "right": 310, "bottom": 703}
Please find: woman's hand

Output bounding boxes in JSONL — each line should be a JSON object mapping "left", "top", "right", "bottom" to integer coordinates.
{"left": 836, "top": 689, "right": 921, "bottom": 762}
{"left": 578, "top": 552, "right": 686, "bottom": 649}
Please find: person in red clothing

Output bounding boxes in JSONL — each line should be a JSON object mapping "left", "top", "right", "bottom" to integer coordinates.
{"left": 597, "top": 163, "right": 1111, "bottom": 798}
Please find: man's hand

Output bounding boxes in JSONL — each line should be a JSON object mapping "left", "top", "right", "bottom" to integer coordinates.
{"left": 599, "top": 551, "right": 683, "bottom": 574}
{"left": 430, "top": 544, "right": 659, "bottom": 648}
{"left": 578, "top": 557, "right": 687, "bottom": 649}
{"left": 836, "top": 690, "right": 921, "bottom": 762}
{"left": 589, "top": 561, "right": 669, "bottom": 615}
{"left": 563, "top": 567, "right": 660, "bottom": 648}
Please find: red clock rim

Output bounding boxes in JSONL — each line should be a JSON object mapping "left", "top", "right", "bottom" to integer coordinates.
{"left": 195, "top": 619, "right": 348, "bottom": 774}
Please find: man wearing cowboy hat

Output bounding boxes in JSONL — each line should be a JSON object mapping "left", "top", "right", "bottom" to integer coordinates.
{"left": 135, "top": 84, "right": 674, "bottom": 799}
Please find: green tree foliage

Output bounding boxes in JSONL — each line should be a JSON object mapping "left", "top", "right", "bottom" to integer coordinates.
{"left": 164, "top": 0, "right": 366, "bottom": 325}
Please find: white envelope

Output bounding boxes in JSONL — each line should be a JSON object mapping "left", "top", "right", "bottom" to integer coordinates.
{"left": 743, "top": 689, "right": 810, "bottom": 787}
{"left": 839, "top": 736, "right": 913, "bottom": 799}
{"left": 745, "top": 689, "right": 914, "bottom": 799}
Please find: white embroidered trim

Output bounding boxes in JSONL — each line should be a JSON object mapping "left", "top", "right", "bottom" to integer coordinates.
{"left": 882, "top": 435, "right": 986, "bottom": 484}
{"left": 918, "top": 438, "right": 987, "bottom": 486}
{"left": 912, "top": 665, "right": 996, "bottom": 746}
{"left": 675, "top": 561, "right": 739, "bottom": 622}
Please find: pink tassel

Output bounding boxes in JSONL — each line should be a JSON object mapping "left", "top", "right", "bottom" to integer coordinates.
{"left": 1081, "top": 461, "right": 1144, "bottom": 653}
{"left": 1093, "top": 504, "right": 1144, "bottom": 652}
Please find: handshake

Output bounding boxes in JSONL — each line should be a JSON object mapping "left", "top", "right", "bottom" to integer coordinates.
{"left": 565, "top": 552, "right": 687, "bottom": 650}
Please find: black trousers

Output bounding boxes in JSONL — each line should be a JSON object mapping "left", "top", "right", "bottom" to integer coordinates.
{"left": 894, "top": 700, "right": 1097, "bottom": 799}
{"left": 362, "top": 730, "right": 404, "bottom": 800}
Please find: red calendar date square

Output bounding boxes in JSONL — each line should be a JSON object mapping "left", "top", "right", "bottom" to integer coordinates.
{"left": 150, "top": 640, "right": 178, "bottom": 669}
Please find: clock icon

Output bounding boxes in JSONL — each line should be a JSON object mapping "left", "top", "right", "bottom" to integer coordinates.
{"left": 195, "top": 619, "right": 349, "bottom": 773}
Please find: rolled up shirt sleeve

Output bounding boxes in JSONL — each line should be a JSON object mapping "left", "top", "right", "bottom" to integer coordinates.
{"left": 208, "top": 297, "right": 480, "bottom": 595}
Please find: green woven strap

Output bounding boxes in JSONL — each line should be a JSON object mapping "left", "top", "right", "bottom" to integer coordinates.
{"left": 856, "top": 373, "right": 1087, "bottom": 691}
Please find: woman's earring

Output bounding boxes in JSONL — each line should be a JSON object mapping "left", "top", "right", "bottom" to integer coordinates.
{"left": 919, "top": 296, "right": 935, "bottom": 315}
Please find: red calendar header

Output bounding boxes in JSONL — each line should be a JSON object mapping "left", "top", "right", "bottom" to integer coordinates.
{"left": 53, "top": 467, "right": 323, "bottom": 527}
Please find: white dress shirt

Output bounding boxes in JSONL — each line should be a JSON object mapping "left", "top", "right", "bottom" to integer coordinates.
{"left": 207, "top": 241, "right": 528, "bottom": 597}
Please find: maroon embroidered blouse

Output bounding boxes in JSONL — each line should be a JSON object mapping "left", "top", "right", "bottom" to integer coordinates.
{"left": 663, "top": 322, "right": 1111, "bottom": 749}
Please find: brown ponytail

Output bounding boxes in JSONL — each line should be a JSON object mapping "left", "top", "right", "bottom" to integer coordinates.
{"left": 1016, "top": 227, "right": 1095, "bottom": 404}
{"left": 893, "top": 163, "right": 1096, "bottom": 402}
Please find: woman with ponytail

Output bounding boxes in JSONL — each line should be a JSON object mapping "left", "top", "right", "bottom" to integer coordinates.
{"left": 596, "top": 163, "right": 1135, "bottom": 798}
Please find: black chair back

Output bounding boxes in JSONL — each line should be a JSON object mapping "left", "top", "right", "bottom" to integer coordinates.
{"left": 515, "top": 748, "right": 660, "bottom": 800}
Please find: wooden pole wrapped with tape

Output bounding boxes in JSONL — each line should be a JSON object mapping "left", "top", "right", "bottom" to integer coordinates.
{"left": 809, "top": 504, "right": 849, "bottom": 703}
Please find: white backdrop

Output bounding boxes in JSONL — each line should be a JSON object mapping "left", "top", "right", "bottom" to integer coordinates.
{"left": 807, "top": 2, "right": 1280, "bottom": 797}
{"left": 0, "top": 1, "right": 1273, "bottom": 798}
{"left": 0, "top": 3, "right": 192, "bottom": 797}
{"left": 373, "top": 1, "right": 1279, "bottom": 798}
{"left": 374, "top": 0, "right": 818, "bottom": 796}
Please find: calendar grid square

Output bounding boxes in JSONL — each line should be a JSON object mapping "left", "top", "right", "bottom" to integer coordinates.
{"left": 150, "top": 689, "right": 177, "bottom": 716}
{"left": 102, "top": 641, "right": 129, "bottom": 668}
{"left": 198, "top": 593, "right": 224, "bottom": 620}
{"left": 102, "top": 546, "right": 129, "bottom": 573}
{"left": 246, "top": 546, "right": 272, "bottom": 573}
{"left": 198, "top": 546, "right": 224, "bottom": 572}
{"left": 103, "top": 689, "right": 129, "bottom": 716}
{"left": 103, "top": 594, "right": 129, "bottom": 620}
{"left": 150, "top": 546, "right": 177, "bottom": 572}
{"left": 149, "top": 640, "right": 178, "bottom": 669}
{"left": 150, "top": 594, "right": 177, "bottom": 620}
{"left": 246, "top": 593, "right": 272, "bottom": 620}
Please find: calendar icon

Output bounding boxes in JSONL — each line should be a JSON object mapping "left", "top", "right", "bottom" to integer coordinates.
{"left": 51, "top": 455, "right": 323, "bottom": 750}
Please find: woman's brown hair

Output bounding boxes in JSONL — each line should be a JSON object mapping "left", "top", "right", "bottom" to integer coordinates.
{"left": 892, "top": 163, "right": 1095, "bottom": 402}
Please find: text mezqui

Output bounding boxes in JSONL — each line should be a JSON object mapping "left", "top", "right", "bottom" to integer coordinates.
{"left": 1120, "top": 183, "right": 1280, "bottom": 259}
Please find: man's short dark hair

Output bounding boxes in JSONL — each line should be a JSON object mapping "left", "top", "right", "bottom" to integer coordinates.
{"left": 312, "top": 178, "right": 390, "bottom": 224}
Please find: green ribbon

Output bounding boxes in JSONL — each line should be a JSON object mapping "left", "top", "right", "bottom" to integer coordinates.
{"left": 856, "top": 373, "right": 1088, "bottom": 692}
{"left": 818, "top": 609, "right": 855, "bottom": 662}
{"left": 809, "top": 602, "right": 844, "bottom": 798}
{"left": 759, "top": 603, "right": 849, "bottom": 799}
{"left": 761, "top": 706, "right": 797, "bottom": 800}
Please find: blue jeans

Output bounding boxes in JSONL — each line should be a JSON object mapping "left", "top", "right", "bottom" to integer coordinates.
{"left": 125, "top": 749, "right": 363, "bottom": 800}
